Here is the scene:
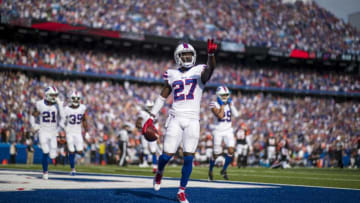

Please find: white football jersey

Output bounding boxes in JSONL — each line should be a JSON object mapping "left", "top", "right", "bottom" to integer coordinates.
{"left": 63, "top": 104, "right": 87, "bottom": 135}
{"left": 35, "top": 99, "right": 61, "bottom": 131}
{"left": 210, "top": 101, "right": 233, "bottom": 132}
{"left": 163, "top": 64, "right": 206, "bottom": 119}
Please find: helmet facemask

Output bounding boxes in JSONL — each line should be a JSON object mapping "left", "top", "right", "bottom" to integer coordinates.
{"left": 45, "top": 86, "right": 58, "bottom": 103}
{"left": 174, "top": 43, "right": 196, "bottom": 69}
{"left": 216, "top": 85, "right": 231, "bottom": 104}
{"left": 71, "top": 96, "right": 80, "bottom": 107}
{"left": 69, "top": 91, "right": 81, "bottom": 107}
{"left": 178, "top": 52, "right": 195, "bottom": 68}
{"left": 145, "top": 100, "right": 154, "bottom": 112}
{"left": 219, "top": 93, "right": 230, "bottom": 103}
{"left": 46, "top": 93, "right": 58, "bottom": 103}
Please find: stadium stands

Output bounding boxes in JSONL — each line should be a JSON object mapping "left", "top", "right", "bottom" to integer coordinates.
{"left": 0, "top": 72, "right": 359, "bottom": 167}
{"left": 1, "top": 0, "right": 359, "bottom": 54}
{"left": 1, "top": 40, "right": 359, "bottom": 94}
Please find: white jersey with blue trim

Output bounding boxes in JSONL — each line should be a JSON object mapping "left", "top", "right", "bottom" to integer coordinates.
{"left": 63, "top": 104, "right": 87, "bottom": 135}
{"left": 35, "top": 99, "right": 61, "bottom": 131}
{"left": 163, "top": 64, "right": 206, "bottom": 120}
{"left": 210, "top": 101, "right": 233, "bottom": 132}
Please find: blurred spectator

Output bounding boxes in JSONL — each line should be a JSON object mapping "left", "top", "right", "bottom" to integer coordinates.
{"left": 335, "top": 136, "right": 344, "bottom": 168}
{"left": 1, "top": 71, "right": 359, "bottom": 168}
{"left": 1, "top": 0, "right": 359, "bottom": 54}
{"left": 118, "top": 124, "right": 130, "bottom": 166}
{"left": 0, "top": 40, "right": 359, "bottom": 93}
{"left": 99, "top": 139, "right": 106, "bottom": 165}
{"left": 9, "top": 142, "right": 17, "bottom": 164}
{"left": 25, "top": 131, "right": 34, "bottom": 165}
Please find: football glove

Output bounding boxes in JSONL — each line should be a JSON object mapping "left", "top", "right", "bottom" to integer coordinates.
{"left": 207, "top": 39, "right": 218, "bottom": 54}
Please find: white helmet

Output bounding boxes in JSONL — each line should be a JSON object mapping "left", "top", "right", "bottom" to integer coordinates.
{"left": 44, "top": 86, "right": 58, "bottom": 103}
{"left": 145, "top": 100, "right": 154, "bottom": 111}
{"left": 216, "top": 85, "right": 230, "bottom": 103}
{"left": 174, "top": 43, "right": 196, "bottom": 68}
{"left": 69, "top": 90, "right": 81, "bottom": 107}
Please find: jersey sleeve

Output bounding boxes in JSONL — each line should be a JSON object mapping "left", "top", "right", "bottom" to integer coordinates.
{"left": 162, "top": 70, "right": 170, "bottom": 85}
{"left": 193, "top": 64, "right": 206, "bottom": 76}
{"left": 35, "top": 101, "right": 41, "bottom": 112}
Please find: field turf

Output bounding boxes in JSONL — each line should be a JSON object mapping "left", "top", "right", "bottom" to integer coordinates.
{"left": 1, "top": 164, "right": 359, "bottom": 189}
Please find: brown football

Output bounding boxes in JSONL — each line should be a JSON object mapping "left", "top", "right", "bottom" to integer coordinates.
{"left": 144, "top": 125, "right": 158, "bottom": 142}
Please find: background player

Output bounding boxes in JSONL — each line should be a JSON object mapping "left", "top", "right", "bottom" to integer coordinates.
{"left": 61, "top": 91, "right": 89, "bottom": 175}
{"left": 266, "top": 132, "right": 277, "bottom": 166}
{"left": 208, "top": 85, "right": 239, "bottom": 181}
{"left": 141, "top": 39, "right": 217, "bottom": 203}
{"left": 31, "top": 86, "right": 62, "bottom": 180}
{"left": 136, "top": 100, "right": 160, "bottom": 173}
{"left": 235, "top": 123, "right": 250, "bottom": 168}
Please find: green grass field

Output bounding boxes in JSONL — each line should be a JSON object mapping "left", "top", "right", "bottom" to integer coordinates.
{"left": 1, "top": 164, "right": 360, "bottom": 189}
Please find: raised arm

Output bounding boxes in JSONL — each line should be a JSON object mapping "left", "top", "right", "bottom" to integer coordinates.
{"left": 201, "top": 39, "right": 218, "bottom": 84}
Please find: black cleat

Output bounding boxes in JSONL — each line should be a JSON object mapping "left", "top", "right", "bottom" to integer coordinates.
{"left": 208, "top": 171, "right": 214, "bottom": 181}
{"left": 220, "top": 169, "right": 229, "bottom": 180}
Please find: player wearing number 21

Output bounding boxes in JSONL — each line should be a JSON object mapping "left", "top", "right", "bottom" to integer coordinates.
{"left": 31, "top": 86, "right": 63, "bottom": 180}
{"left": 141, "top": 39, "right": 218, "bottom": 203}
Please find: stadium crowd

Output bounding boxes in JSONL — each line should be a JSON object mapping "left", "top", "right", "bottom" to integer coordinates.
{"left": 1, "top": 0, "right": 359, "bottom": 54}
{"left": 1, "top": 72, "right": 359, "bottom": 168}
{"left": 1, "top": 40, "right": 360, "bottom": 93}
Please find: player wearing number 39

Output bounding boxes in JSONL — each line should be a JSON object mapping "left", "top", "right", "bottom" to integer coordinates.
{"left": 31, "top": 86, "right": 63, "bottom": 180}
{"left": 61, "top": 91, "right": 89, "bottom": 176}
{"left": 208, "top": 85, "right": 239, "bottom": 181}
{"left": 141, "top": 39, "right": 217, "bottom": 203}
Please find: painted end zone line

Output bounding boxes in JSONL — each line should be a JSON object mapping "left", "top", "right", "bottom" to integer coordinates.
{"left": 0, "top": 168, "right": 358, "bottom": 191}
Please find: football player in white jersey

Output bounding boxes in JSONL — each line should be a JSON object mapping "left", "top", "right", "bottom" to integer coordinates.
{"left": 136, "top": 100, "right": 160, "bottom": 173}
{"left": 31, "top": 86, "right": 62, "bottom": 180}
{"left": 208, "top": 85, "right": 239, "bottom": 181}
{"left": 61, "top": 91, "right": 88, "bottom": 175}
{"left": 141, "top": 39, "right": 217, "bottom": 203}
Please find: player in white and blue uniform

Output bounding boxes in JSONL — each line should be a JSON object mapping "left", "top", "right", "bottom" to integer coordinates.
{"left": 61, "top": 91, "right": 88, "bottom": 175}
{"left": 208, "top": 85, "right": 239, "bottom": 181}
{"left": 31, "top": 86, "right": 62, "bottom": 180}
{"left": 141, "top": 40, "right": 218, "bottom": 203}
{"left": 136, "top": 100, "right": 160, "bottom": 173}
